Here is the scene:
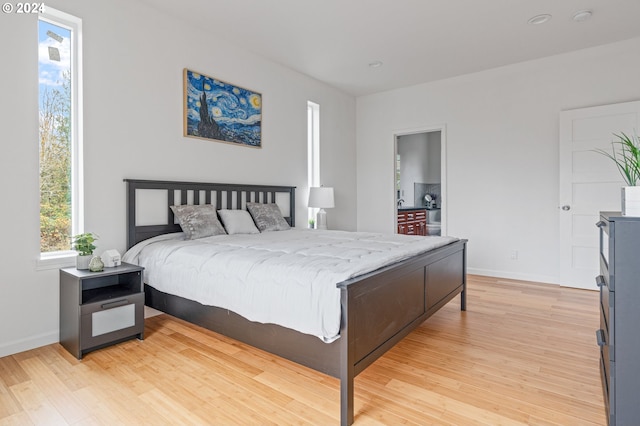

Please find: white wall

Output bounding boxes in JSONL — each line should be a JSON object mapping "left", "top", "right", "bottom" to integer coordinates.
{"left": 426, "top": 132, "right": 441, "bottom": 184}
{"left": 357, "top": 37, "right": 640, "bottom": 284}
{"left": 397, "top": 133, "right": 429, "bottom": 205}
{"left": 0, "top": 0, "right": 356, "bottom": 357}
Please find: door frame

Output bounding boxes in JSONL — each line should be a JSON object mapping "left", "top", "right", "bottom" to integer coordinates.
{"left": 393, "top": 124, "right": 447, "bottom": 235}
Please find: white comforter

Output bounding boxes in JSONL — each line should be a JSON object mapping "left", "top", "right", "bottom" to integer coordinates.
{"left": 123, "top": 229, "right": 458, "bottom": 342}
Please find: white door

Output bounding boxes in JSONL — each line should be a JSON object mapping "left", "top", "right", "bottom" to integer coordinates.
{"left": 559, "top": 101, "right": 640, "bottom": 289}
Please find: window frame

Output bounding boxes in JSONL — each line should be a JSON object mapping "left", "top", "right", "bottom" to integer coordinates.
{"left": 37, "top": 7, "right": 83, "bottom": 269}
{"left": 307, "top": 101, "right": 320, "bottom": 224}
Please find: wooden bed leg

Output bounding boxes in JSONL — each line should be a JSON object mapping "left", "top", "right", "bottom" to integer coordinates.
{"left": 461, "top": 242, "right": 467, "bottom": 311}
{"left": 461, "top": 284, "right": 467, "bottom": 311}
{"left": 340, "top": 288, "right": 355, "bottom": 425}
{"left": 340, "top": 376, "right": 354, "bottom": 426}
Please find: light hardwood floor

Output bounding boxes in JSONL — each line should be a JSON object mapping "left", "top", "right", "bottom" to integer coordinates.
{"left": 0, "top": 275, "right": 606, "bottom": 425}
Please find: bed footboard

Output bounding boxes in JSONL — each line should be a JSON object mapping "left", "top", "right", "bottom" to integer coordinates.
{"left": 337, "top": 239, "right": 467, "bottom": 425}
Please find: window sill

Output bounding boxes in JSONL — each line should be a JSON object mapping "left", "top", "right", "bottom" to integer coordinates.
{"left": 36, "top": 251, "right": 77, "bottom": 271}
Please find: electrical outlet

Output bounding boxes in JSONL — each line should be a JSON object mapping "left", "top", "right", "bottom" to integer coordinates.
{"left": 510, "top": 250, "right": 518, "bottom": 260}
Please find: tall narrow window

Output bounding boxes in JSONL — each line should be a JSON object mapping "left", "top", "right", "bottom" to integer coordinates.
{"left": 38, "top": 9, "right": 82, "bottom": 256}
{"left": 307, "top": 101, "right": 320, "bottom": 224}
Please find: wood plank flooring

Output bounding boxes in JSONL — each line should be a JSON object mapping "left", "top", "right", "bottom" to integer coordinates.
{"left": 0, "top": 275, "right": 606, "bottom": 425}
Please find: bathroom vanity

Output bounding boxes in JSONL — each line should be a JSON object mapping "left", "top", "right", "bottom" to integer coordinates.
{"left": 397, "top": 207, "right": 427, "bottom": 235}
{"left": 397, "top": 207, "right": 441, "bottom": 236}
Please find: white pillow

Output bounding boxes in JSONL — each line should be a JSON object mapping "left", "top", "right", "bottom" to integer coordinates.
{"left": 218, "top": 209, "right": 260, "bottom": 235}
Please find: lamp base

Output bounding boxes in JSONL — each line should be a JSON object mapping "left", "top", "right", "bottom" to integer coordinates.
{"left": 316, "top": 209, "right": 328, "bottom": 230}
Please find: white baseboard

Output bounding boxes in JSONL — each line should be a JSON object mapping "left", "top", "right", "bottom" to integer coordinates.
{"left": 467, "top": 267, "right": 560, "bottom": 286}
{"left": 1, "top": 308, "right": 162, "bottom": 358}
{"left": 0, "top": 331, "right": 58, "bottom": 358}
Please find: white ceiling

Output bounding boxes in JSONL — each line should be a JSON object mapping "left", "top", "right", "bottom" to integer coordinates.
{"left": 140, "top": 0, "right": 640, "bottom": 96}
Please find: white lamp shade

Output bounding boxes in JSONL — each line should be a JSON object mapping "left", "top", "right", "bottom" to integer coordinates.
{"left": 308, "top": 187, "right": 335, "bottom": 208}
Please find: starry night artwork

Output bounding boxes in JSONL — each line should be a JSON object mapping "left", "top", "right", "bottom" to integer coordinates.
{"left": 184, "top": 69, "right": 262, "bottom": 148}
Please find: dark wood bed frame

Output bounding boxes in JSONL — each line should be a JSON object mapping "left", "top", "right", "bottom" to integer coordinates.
{"left": 125, "top": 179, "right": 467, "bottom": 425}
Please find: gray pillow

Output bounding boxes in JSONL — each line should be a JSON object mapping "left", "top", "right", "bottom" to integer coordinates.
{"left": 246, "top": 202, "right": 291, "bottom": 232}
{"left": 218, "top": 209, "right": 260, "bottom": 235}
{"left": 170, "top": 204, "right": 226, "bottom": 239}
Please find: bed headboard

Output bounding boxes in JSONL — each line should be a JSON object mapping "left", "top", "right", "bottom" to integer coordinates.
{"left": 124, "top": 179, "right": 296, "bottom": 249}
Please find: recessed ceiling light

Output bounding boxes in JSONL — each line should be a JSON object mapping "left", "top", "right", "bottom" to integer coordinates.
{"left": 368, "top": 60, "right": 383, "bottom": 69}
{"left": 573, "top": 9, "right": 592, "bottom": 22}
{"left": 528, "top": 14, "right": 552, "bottom": 25}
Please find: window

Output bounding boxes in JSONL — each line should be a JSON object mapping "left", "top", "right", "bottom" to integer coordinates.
{"left": 38, "top": 8, "right": 82, "bottom": 259}
{"left": 307, "top": 101, "right": 320, "bottom": 223}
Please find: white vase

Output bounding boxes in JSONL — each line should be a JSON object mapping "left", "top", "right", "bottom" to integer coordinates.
{"left": 76, "top": 254, "right": 92, "bottom": 270}
{"left": 621, "top": 186, "right": 640, "bottom": 216}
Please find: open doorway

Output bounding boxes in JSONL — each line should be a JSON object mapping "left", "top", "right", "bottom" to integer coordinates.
{"left": 394, "top": 127, "right": 446, "bottom": 236}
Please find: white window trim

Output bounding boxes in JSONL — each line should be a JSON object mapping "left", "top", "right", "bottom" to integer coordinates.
{"left": 36, "top": 251, "right": 77, "bottom": 270}
{"left": 37, "top": 7, "right": 83, "bottom": 269}
{"left": 307, "top": 101, "right": 320, "bottom": 223}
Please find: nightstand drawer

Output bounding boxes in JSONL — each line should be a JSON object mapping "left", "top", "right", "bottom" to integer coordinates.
{"left": 80, "top": 292, "right": 144, "bottom": 351}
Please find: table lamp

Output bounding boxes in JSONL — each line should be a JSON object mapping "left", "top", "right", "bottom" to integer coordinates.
{"left": 308, "top": 187, "right": 335, "bottom": 230}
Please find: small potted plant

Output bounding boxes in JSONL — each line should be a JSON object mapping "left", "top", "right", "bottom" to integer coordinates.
{"left": 308, "top": 218, "right": 315, "bottom": 229}
{"left": 72, "top": 233, "right": 98, "bottom": 270}
{"left": 595, "top": 132, "right": 640, "bottom": 216}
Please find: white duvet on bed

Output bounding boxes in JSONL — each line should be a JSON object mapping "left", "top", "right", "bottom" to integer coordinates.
{"left": 123, "top": 229, "right": 458, "bottom": 342}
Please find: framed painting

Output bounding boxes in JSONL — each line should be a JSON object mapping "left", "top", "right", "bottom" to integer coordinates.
{"left": 183, "top": 69, "right": 262, "bottom": 148}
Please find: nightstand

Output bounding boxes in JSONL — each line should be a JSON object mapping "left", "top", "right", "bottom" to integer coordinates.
{"left": 59, "top": 262, "right": 144, "bottom": 359}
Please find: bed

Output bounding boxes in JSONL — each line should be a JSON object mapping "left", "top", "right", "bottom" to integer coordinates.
{"left": 124, "top": 179, "right": 467, "bottom": 425}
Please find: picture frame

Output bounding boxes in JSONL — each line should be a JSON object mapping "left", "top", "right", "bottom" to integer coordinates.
{"left": 183, "top": 68, "right": 262, "bottom": 148}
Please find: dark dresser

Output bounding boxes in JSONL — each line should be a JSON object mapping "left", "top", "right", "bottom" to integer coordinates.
{"left": 596, "top": 211, "right": 640, "bottom": 425}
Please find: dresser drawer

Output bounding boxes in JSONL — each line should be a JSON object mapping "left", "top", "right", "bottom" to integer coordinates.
{"left": 599, "top": 350, "right": 610, "bottom": 419}
{"left": 600, "top": 313, "right": 615, "bottom": 363}
{"left": 408, "top": 212, "right": 417, "bottom": 221}
{"left": 598, "top": 327, "right": 612, "bottom": 402}
{"left": 599, "top": 278, "right": 609, "bottom": 329}
{"left": 599, "top": 282, "right": 614, "bottom": 360}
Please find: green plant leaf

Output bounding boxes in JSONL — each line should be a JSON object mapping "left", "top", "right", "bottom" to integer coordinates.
{"left": 71, "top": 232, "right": 98, "bottom": 256}
{"left": 594, "top": 132, "right": 640, "bottom": 186}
